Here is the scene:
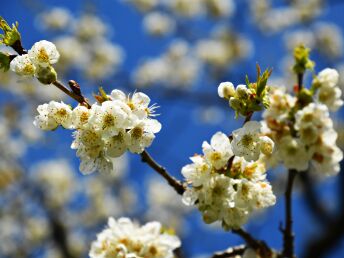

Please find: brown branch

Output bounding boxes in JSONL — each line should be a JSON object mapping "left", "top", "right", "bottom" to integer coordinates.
{"left": 140, "top": 150, "right": 185, "bottom": 195}
{"left": 232, "top": 228, "right": 273, "bottom": 257}
{"left": 281, "top": 169, "right": 297, "bottom": 258}
{"left": 244, "top": 112, "right": 253, "bottom": 124}
{"left": 297, "top": 73, "right": 303, "bottom": 91}
{"left": 6, "top": 39, "right": 91, "bottom": 108}
{"left": 212, "top": 245, "right": 246, "bottom": 258}
{"left": 53, "top": 80, "right": 91, "bottom": 108}
{"left": 11, "top": 39, "right": 27, "bottom": 55}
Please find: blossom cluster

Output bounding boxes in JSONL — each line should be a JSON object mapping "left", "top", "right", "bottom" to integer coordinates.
{"left": 10, "top": 40, "right": 59, "bottom": 84}
{"left": 134, "top": 40, "right": 200, "bottom": 88}
{"left": 89, "top": 217, "right": 181, "bottom": 258}
{"left": 285, "top": 23, "right": 343, "bottom": 60}
{"left": 182, "top": 131, "right": 276, "bottom": 229}
{"left": 33, "top": 90, "right": 161, "bottom": 174}
{"left": 263, "top": 68, "right": 343, "bottom": 175}
{"left": 127, "top": 0, "right": 235, "bottom": 18}
{"left": 251, "top": 0, "right": 322, "bottom": 33}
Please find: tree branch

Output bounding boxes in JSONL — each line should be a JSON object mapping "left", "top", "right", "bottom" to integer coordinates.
{"left": 140, "top": 150, "right": 185, "bottom": 195}
{"left": 281, "top": 169, "right": 297, "bottom": 258}
{"left": 53, "top": 80, "right": 91, "bottom": 108}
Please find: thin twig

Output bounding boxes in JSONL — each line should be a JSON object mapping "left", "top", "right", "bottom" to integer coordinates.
{"left": 7, "top": 39, "right": 91, "bottom": 108}
{"left": 297, "top": 73, "right": 303, "bottom": 91}
{"left": 11, "top": 40, "right": 27, "bottom": 55}
{"left": 53, "top": 80, "right": 91, "bottom": 108}
{"left": 281, "top": 169, "right": 297, "bottom": 258}
{"left": 140, "top": 150, "right": 185, "bottom": 195}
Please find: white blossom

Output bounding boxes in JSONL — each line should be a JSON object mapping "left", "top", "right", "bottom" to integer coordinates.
{"left": 310, "top": 130, "right": 343, "bottom": 176}
{"left": 89, "top": 101, "right": 131, "bottom": 138}
{"left": 202, "top": 131, "right": 233, "bottom": 170}
{"left": 89, "top": 217, "right": 181, "bottom": 258}
{"left": 10, "top": 54, "right": 36, "bottom": 76}
{"left": 47, "top": 101, "right": 73, "bottom": 129}
{"left": 231, "top": 121, "right": 265, "bottom": 162}
{"left": 317, "top": 85, "right": 343, "bottom": 111}
{"left": 28, "top": 40, "right": 60, "bottom": 67}
{"left": 125, "top": 118, "right": 161, "bottom": 153}
{"left": 182, "top": 134, "right": 276, "bottom": 229}
{"left": 294, "top": 103, "right": 333, "bottom": 141}
{"left": 72, "top": 105, "right": 91, "bottom": 129}
{"left": 34, "top": 89, "right": 161, "bottom": 175}
{"left": 317, "top": 68, "right": 339, "bottom": 88}
{"left": 277, "top": 136, "right": 311, "bottom": 171}
{"left": 33, "top": 103, "right": 59, "bottom": 130}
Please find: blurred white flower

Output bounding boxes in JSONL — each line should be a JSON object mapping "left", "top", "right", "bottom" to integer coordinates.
{"left": 38, "top": 7, "right": 72, "bottom": 30}
{"left": 143, "top": 12, "right": 175, "bottom": 36}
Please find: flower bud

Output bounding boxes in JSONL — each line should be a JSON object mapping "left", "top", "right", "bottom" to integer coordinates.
{"left": 229, "top": 97, "right": 242, "bottom": 111}
{"left": 36, "top": 65, "right": 57, "bottom": 84}
{"left": 218, "top": 82, "right": 235, "bottom": 99}
{"left": 236, "top": 84, "right": 249, "bottom": 100}
{"left": 259, "top": 136, "right": 274, "bottom": 155}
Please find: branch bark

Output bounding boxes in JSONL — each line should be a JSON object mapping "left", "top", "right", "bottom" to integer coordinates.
{"left": 281, "top": 169, "right": 297, "bottom": 258}
{"left": 140, "top": 150, "right": 185, "bottom": 195}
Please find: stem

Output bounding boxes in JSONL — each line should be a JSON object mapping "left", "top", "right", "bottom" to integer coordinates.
{"left": 281, "top": 169, "right": 297, "bottom": 258}
{"left": 53, "top": 80, "right": 91, "bottom": 108}
{"left": 7, "top": 39, "right": 91, "bottom": 109}
{"left": 140, "top": 150, "right": 185, "bottom": 195}
{"left": 11, "top": 40, "right": 27, "bottom": 55}
{"left": 297, "top": 73, "right": 303, "bottom": 91}
{"left": 243, "top": 112, "right": 253, "bottom": 124}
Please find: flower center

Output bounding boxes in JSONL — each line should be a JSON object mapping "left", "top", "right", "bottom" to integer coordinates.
{"left": 240, "top": 134, "right": 254, "bottom": 148}
{"left": 132, "top": 126, "right": 144, "bottom": 139}
{"left": 102, "top": 114, "right": 115, "bottom": 129}
{"left": 38, "top": 48, "right": 50, "bottom": 63}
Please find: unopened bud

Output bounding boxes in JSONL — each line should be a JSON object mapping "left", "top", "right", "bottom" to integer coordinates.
{"left": 260, "top": 136, "right": 274, "bottom": 155}
{"left": 218, "top": 82, "right": 235, "bottom": 99}
{"left": 229, "top": 97, "right": 242, "bottom": 111}
{"left": 236, "top": 84, "right": 249, "bottom": 100}
{"left": 36, "top": 65, "right": 57, "bottom": 85}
